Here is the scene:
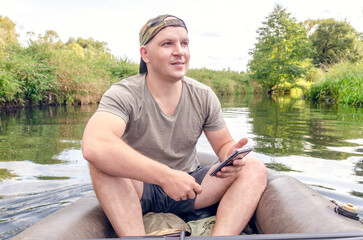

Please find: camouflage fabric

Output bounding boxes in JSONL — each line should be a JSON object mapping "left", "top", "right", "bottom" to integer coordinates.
{"left": 187, "top": 216, "right": 216, "bottom": 236}
{"left": 143, "top": 212, "right": 255, "bottom": 236}
{"left": 143, "top": 212, "right": 215, "bottom": 237}
{"left": 143, "top": 212, "right": 191, "bottom": 236}
{"left": 139, "top": 14, "right": 188, "bottom": 46}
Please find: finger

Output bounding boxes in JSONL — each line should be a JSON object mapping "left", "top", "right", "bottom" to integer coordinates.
{"left": 185, "top": 191, "right": 196, "bottom": 200}
{"left": 233, "top": 159, "right": 246, "bottom": 166}
{"left": 235, "top": 138, "right": 248, "bottom": 149}
{"left": 193, "top": 183, "right": 202, "bottom": 194}
{"left": 221, "top": 165, "right": 243, "bottom": 174}
{"left": 221, "top": 165, "right": 237, "bottom": 172}
{"left": 227, "top": 138, "right": 249, "bottom": 156}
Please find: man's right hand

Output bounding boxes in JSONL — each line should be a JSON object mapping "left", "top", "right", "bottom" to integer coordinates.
{"left": 160, "top": 169, "right": 202, "bottom": 201}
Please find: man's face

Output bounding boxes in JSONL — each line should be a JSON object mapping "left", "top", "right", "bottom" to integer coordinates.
{"left": 142, "top": 25, "right": 190, "bottom": 81}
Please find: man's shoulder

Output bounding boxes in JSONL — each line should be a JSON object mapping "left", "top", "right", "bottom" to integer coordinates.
{"left": 103, "top": 74, "right": 145, "bottom": 102}
{"left": 183, "top": 76, "right": 212, "bottom": 93}
{"left": 112, "top": 74, "right": 145, "bottom": 89}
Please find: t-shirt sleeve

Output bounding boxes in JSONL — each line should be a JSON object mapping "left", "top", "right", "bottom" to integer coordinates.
{"left": 97, "top": 84, "right": 133, "bottom": 124}
{"left": 203, "top": 89, "right": 226, "bottom": 131}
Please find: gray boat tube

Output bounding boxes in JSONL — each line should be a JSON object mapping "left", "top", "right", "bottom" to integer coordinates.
{"left": 255, "top": 169, "right": 363, "bottom": 233}
{"left": 11, "top": 152, "right": 363, "bottom": 240}
{"left": 11, "top": 192, "right": 117, "bottom": 239}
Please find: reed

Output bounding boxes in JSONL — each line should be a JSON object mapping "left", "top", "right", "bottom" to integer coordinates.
{"left": 308, "top": 62, "right": 363, "bottom": 107}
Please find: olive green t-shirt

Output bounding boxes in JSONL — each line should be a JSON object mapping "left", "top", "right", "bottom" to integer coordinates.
{"left": 97, "top": 74, "right": 225, "bottom": 172}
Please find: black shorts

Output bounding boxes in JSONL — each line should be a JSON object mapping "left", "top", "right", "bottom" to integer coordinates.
{"left": 140, "top": 166, "right": 218, "bottom": 222}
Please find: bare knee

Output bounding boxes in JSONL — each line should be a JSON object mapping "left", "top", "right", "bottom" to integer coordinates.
{"left": 242, "top": 156, "right": 267, "bottom": 187}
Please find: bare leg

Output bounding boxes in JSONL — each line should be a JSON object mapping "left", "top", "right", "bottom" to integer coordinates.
{"left": 89, "top": 164, "right": 145, "bottom": 237}
{"left": 195, "top": 156, "right": 267, "bottom": 235}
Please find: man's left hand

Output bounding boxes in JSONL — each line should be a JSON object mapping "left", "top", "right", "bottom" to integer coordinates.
{"left": 213, "top": 137, "right": 248, "bottom": 178}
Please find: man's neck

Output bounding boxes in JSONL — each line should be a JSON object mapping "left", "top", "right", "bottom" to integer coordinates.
{"left": 145, "top": 73, "right": 183, "bottom": 116}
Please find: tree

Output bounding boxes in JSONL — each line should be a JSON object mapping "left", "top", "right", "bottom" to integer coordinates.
{"left": 66, "top": 37, "right": 109, "bottom": 53}
{"left": 309, "top": 19, "right": 362, "bottom": 66}
{"left": 0, "top": 15, "right": 18, "bottom": 44}
{"left": 248, "top": 4, "right": 314, "bottom": 93}
{"left": 38, "top": 30, "right": 61, "bottom": 44}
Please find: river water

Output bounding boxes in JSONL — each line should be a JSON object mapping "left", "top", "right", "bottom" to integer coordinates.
{"left": 1, "top": 95, "right": 362, "bottom": 239}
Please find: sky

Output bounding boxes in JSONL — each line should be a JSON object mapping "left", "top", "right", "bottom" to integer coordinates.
{"left": 1, "top": 0, "right": 362, "bottom": 72}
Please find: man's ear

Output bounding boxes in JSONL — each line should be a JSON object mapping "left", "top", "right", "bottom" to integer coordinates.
{"left": 140, "top": 46, "right": 149, "bottom": 63}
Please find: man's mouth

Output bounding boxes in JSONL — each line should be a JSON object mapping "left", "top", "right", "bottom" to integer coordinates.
{"left": 171, "top": 61, "right": 185, "bottom": 65}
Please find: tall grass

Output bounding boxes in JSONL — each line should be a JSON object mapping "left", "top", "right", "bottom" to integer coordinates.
{"left": 187, "top": 68, "right": 253, "bottom": 96}
{"left": 308, "top": 62, "right": 363, "bottom": 107}
{"left": 0, "top": 41, "right": 138, "bottom": 107}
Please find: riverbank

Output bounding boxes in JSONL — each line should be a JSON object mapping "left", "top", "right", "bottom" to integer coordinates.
{"left": 1, "top": 42, "right": 362, "bottom": 108}
{"left": 0, "top": 41, "right": 254, "bottom": 108}
{"left": 0, "top": 41, "right": 139, "bottom": 107}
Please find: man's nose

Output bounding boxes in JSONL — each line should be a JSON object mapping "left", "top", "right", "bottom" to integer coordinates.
{"left": 173, "top": 43, "right": 184, "bottom": 55}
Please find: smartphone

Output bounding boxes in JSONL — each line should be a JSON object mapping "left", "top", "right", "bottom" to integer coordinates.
{"left": 210, "top": 146, "right": 254, "bottom": 177}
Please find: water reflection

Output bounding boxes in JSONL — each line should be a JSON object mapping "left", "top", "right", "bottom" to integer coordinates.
{"left": 218, "top": 94, "right": 363, "bottom": 204}
{"left": 0, "top": 98, "right": 362, "bottom": 187}
{"left": 244, "top": 95, "right": 363, "bottom": 161}
{"left": 0, "top": 105, "right": 96, "bottom": 239}
{"left": 0, "top": 96, "right": 363, "bottom": 239}
{"left": 0, "top": 105, "right": 96, "bottom": 165}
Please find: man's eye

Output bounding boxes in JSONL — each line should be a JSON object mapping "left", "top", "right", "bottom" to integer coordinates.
{"left": 163, "top": 42, "right": 171, "bottom": 46}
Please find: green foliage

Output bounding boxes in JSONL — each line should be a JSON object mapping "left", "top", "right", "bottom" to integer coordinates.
{"left": 0, "top": 43, "right": 56, "bottom": 105}
{"left": 305, "top": 67, "right": 325, "bottom": 82}
{"left": 187, "top": 68, "right": 252, "bottom": 96}
{"left": 309, "top": 19, "right": 362, "bottom": 66}
{"left": 308, "top": 61, "right": 363, "bottom": 106}
{"left": 66, "top": 37, "right": 109, "bottom": 53}
{"left": 0, "top": 22, "right": 138, "bottom": 107}
{"left": 248, "top": 4, "right": 314, "bottom": 93}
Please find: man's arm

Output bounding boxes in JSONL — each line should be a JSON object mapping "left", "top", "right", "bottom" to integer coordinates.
{"left": 82, "top": 111, "right": 201, "bottom": 200}
{"left": 204, "top": 126, "right": 248, "bottom": 177}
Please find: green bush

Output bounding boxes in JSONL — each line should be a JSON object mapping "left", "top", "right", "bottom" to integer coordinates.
{"left": 0, "top": 38, "right": 139, "bottom": 107}
{"left": 187, "top": 68, "right": 252, "bottom": 96}
{"left": 308, "top": 62, "right": 363, "bottom": 106}
{"left": 0, "top": 43, "right": 56, "bottom": 105}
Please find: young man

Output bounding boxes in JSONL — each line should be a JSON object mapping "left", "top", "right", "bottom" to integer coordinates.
{"left": 82, "top": 14, "right": 267, "bottom": 237}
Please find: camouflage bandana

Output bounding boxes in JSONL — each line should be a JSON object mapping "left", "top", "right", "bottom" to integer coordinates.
{"left": 139, "top": 14, "right": 188, "bottom": 46}
{"left": 139, "top": 14, "right": 188, "bottom": 73}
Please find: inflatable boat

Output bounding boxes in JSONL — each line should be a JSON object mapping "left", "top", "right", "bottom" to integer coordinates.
{"left": 11, "top": 152, "right": 363, "bottom": 240}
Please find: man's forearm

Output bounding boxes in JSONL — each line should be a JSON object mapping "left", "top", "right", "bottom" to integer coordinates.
{"left": 82, "top": 130, "right": 172, "bottom": 186}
